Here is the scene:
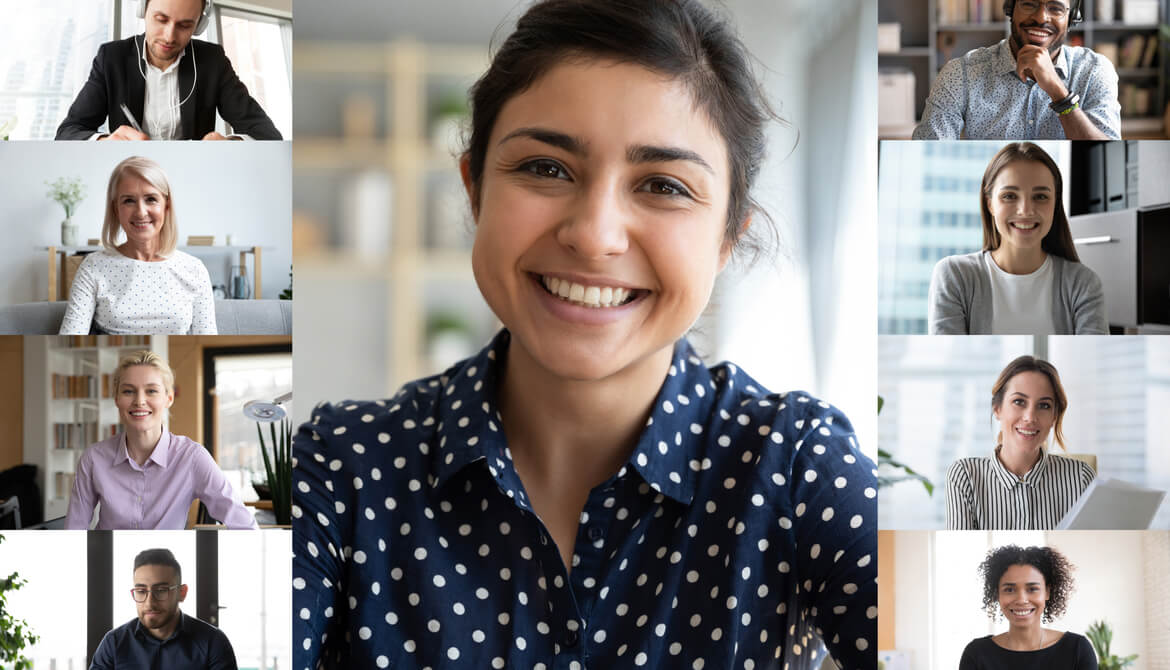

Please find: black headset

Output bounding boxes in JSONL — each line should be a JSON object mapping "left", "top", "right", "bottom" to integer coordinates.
{"left": 1002, "top": 0, "right": 1084, "bottom": 25}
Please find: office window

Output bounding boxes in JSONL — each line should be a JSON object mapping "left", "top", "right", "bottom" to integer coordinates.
{"left": 0, "top": 1, "right": 114, "bottom": 139}
{"left": 218, "top": 532, "right": 292, "bottom": 670}
{"left": 0, "top": 532, "right": 87, "bottom": 667}
{"left": 1048, "top": 337, "right": 1170, "bottom": 527}
{"left": 209, "top": 350, "right": 294, "bottom": 504}
{"left": 218, "top": 8, "right": 293, "bottom": 139}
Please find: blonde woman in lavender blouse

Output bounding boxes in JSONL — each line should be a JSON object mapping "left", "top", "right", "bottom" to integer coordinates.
{"left": 65, "top": 350, "right": 256, "bottom": 530}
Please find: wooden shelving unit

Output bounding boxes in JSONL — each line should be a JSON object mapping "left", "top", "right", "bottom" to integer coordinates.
{"left": 292, "top": 40, "right": 500, "bottom": 389}
{"left": 22, "top": 335, "right": 163, "bottom": 521}
{"left": 879, "top": 0, "right": 1169, "bottom": 138}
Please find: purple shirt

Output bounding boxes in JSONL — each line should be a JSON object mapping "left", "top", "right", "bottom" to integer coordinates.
{"left": 66, "top": 431, "right": 258, "bottom": 530}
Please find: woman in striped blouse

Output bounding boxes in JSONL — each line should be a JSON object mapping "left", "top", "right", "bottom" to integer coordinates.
{"left": 946, "top": 356, "right": 1095, "bottom": 529}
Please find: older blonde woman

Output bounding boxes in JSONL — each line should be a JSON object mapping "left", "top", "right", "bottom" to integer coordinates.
{"left": 59, "top": 156, "right": 217, "bottom": 335}
{"left": 65, "top": 350, "right": 255, "bottom": 530}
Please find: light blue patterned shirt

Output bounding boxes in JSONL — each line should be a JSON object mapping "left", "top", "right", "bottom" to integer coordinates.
{"left": 913, "top": 39, "right": 1120, "bottom": 140}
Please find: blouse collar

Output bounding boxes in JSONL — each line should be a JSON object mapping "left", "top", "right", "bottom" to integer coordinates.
{"left": 429, "top": 329, "right": 713, "bottom": 506}
{"left": 990, "top": 444, "right": 1050, "bottom": 488}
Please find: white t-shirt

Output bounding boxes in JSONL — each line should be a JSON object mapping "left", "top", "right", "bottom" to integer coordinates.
{"left": 984, "top": 253, "right": 1056, "bottom": 335}
{"left": 59, "top": 247, "right": 217, "bottom": 335}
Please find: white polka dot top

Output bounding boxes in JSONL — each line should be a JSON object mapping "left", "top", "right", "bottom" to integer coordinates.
{"left": 58, "top": 247, "right": 217, "bottom": 335}
{"left": 293, "top": 330, "right": 877, "bottom": 669}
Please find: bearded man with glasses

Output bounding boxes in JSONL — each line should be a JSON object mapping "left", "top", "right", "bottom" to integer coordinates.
{"left": 914, "top": 0, "right": 1121, "bottom": 139}
{"left": 90, "top": 548, "right": 238, "bottom": 670}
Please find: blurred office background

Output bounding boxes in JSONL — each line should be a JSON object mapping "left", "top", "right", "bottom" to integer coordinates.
{"left": 878, "top": 335, "right": 1170, "bottom": 529}
{"left": 876, "top": 0, "right": 1170, "bottom": 139}
{"left": 878, "top": 530, "right": 1170, "bottom": 670}
{"left": 291, "top": 0, "right": 879, "bottom": 455}
{"left": 878, "top": 140, "right": 1170, "bottom": 335}
{"left": 1, "top": 0, "right": 293, "bottom": 140}
{"left": 0, "top": 529, "right": 291, "bottom": 669}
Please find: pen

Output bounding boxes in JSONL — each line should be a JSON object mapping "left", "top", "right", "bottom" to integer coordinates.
{"left": 119, "top": 103, "right": 144, "bottom": 134}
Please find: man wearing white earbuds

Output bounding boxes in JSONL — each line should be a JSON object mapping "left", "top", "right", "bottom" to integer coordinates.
{"left": 55, "top": 0, "right": 282, "bottom": 141}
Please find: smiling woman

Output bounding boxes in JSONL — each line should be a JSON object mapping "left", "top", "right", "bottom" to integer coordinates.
{"left": 293, "top": 1, "right": 876, "bottom": 668}
{"left": 927, "top": 142, "right": 1107, "bottom": 335}
{"left": 960, "top": 544, "right": 1097, "bottom": 669}
{"left": 64, "top": 350, "right": 255, "bottom": 530}
{"left": 57, "top": 156, "right": 217, "bottom": 335}
{"left": 945, "top": 355, "right": 1095, "bottom": 529}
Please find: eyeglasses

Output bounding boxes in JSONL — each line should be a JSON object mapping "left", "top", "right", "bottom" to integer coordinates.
{"left": 130, "top": 585, "right": 180, "bottom": 602}
{"left": 1016, "top": 0, "right": 1071, "bottom": 18}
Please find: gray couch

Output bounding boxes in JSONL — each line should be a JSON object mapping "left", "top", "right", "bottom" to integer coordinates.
{"left": 0, "top": 300, "right": 292, "bottom": 335}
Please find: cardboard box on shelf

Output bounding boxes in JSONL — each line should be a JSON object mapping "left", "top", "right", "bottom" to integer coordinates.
{"left": 879, "top": 69, "right": 917, "bottom": 127}
{"left": 1121, "top": 0, "right": 1159, "bottom": 24}
{"left": 878, "top": 23, "right": 902, "bottom": 54}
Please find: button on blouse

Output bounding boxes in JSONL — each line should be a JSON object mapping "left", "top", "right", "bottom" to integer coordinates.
{"left": 294, "top": 330, "right": 877, "bottom": 669}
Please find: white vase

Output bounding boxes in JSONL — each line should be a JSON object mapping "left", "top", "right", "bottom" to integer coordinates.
{"left": 61, "top": 218, "right": 78, "bottom": 246}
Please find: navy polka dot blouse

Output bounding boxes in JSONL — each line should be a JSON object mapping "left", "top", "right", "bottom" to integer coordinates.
{"left": 294, "top": 330, "right": 877, "bottom": 669}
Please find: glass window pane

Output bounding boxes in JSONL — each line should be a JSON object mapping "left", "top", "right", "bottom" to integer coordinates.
{"left": 1048, "top": 336, "right": 1170, "bottom": 527}
{"left": 219, "top": 11, "right": 292, "bottom": 139}
{"left": 0, "top": 531, "right": 88, "bottom": 667}
{"left": 0, "top": 1, "right": 114, "bottom": 139}
{"left": 218, "top": 530, "right": 292, "bottom": 670}
{"left": 214, "top": 352, "right": 294, "bottom": 503}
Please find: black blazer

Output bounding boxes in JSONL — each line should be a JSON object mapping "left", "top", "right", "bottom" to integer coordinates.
{"left": 55, "top": 35, "right": 282, "bottom": 140}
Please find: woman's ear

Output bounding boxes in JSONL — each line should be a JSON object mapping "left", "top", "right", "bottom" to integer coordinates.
{"left": 718, "top": 216, "right": 751, "bottom": 273}
{"left": 459, "top": 156, "right": 479, "bottom": 220}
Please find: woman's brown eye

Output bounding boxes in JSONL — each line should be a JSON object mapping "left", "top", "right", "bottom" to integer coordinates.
{"left": 521, "top": 160, "right": 568, "bottom": 179}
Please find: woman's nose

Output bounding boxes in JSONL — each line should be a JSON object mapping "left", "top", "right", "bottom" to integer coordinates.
{"left": 555, "top": 181, "right": 631, "bottom": 259}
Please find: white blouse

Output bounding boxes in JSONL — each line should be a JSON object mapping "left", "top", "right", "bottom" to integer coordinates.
{"left": 59, "top": 248, "right": 217, "bottom": 335}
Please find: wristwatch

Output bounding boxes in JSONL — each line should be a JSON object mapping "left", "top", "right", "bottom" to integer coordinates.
{"left": 1049, "top": 91, "right": 1081, "bottom": 115}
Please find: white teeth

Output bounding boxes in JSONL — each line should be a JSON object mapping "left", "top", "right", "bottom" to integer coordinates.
{"left": 541, "top": 275, "right": 635, "bottom": 308}
{"left": 1012, "top": 221, "right": 1037, "bottom": 230}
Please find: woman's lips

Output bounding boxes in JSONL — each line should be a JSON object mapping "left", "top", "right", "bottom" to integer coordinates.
{"left": 530, "top": 273, "right": 649, "bottom": 325}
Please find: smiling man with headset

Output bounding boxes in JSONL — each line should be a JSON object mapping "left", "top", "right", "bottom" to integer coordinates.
{"left": 56, "top": 0, "right": 282, "bottom": 141}
{"left": 913, "top": 0, "right": 1120, "bottom": 140}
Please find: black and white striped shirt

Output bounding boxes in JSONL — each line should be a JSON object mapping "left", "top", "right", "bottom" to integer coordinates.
{"left": 945, "top": 449, "right": 1095, "bottom": 529}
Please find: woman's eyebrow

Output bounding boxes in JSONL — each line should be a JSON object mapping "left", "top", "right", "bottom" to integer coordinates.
{"left": 627, "top": 144, "right": 714, "bottom": 175}
{"left": 497, "top": 127, "right": 585, "bottom": 154}
{"left": 497, "top": 127, "right": 714, "bottom": 174}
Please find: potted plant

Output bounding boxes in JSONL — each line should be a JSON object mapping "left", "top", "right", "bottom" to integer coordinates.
{"left": 45, "top": 176, "right": 87, "bottom": 246}
{"left": 0, "top": 117, "right": 15, "bottom": 140}
{"left": 1086, "top": 620, "right": 1138, "bottom": 670}
{"left": 0, "top": 535, "right": 39, "bottom": 670}
{"left": 256, "top": 418, "right": 292, "bottom": 526}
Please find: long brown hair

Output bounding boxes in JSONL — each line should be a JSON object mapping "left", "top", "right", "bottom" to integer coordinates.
{"left": 980, "top": 142, "right": 1079, "bottom": 262}
{"left": 991, "top": 355, "right": 1068, "bottom": 450}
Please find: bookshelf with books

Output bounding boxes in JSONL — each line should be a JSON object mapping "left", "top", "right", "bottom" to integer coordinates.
{"left": 879, "top": 0, "right": 1169, "bottom": 137}
{"left": 23, "top": 335, "right": 158, "bottom": 521}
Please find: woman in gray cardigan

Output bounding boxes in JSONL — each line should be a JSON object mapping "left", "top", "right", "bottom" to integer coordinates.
{"left": 928, "top": 143, "right": 1107, "bottom": 335}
